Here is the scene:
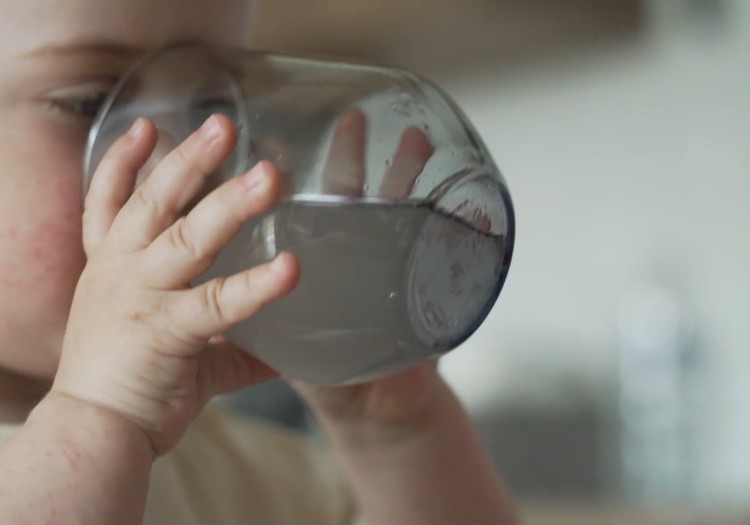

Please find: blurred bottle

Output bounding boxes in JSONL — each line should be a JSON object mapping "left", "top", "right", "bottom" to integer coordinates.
{"left": 616, "top": 279, "right": 702, "bottom": 504}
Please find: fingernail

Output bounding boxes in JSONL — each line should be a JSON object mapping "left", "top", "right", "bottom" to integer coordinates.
{"left": 242, "top": 162, "right": 269, "bottom": 191}
{"left": 127, "top": 118, "right": 146, "bottom": 139}
{"left": 199, "top": 115, "right": 222, "bottom": 143}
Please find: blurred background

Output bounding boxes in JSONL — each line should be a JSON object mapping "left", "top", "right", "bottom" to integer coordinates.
{"left": 226, "top": 1, "right": 750, "bottom": 523}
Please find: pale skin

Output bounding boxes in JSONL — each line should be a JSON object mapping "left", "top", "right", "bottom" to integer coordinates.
{"left": 0, "top": 1, "right": 516, "bottom": 524}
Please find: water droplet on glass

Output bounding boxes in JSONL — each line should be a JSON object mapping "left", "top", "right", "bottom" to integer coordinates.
{"left": 392, "top": 93, "right": 413, "bottom": 117}
{"left": 385, "top": 159, "right": 392, "bottom": 167}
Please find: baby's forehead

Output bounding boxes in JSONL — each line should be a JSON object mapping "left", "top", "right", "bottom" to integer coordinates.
{"left": 1, "top": 0, "right": 253, "bottom": 59}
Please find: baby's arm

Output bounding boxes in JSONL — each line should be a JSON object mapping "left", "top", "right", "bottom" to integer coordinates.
{"left": 0, "top": 115, "right": 297, "bottom": 524}
{"left": 301, "top": 367, "right": 517, "bottom": 525}
{"left": 0, "top": 393, "right": 153, "bottom": 524}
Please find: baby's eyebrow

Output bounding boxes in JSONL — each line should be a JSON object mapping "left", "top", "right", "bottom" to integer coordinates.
{"left": 21, "top": 40, "right": 147, "bottom": 60}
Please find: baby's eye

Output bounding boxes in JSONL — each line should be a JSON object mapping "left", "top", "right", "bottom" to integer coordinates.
{"left": 46, "top": 81, "right": 117, "bottom": 121}
{"left": 53, "top": 92, "right": 109, "bottom": 119}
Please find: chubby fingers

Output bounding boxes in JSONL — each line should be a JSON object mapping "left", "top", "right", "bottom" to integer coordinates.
{"left": 196, "top": 339, "right": 280, "bottom": 401}
{"left": 320, "top": 111, "right": 434, "bottom": 201}
{"left": 142, "top": 161, "right": 283, "bottom": 287}
{"left": 322, "top": 109, "right": 366, "bottom": 196}
{"left": 170, "top": 252, "right": 300, "bottom": 344}
{"left": 105, "top": 114, "right": 239, "bottom": 251}
{"left": 83, "top": 118, "right": 158, "bottom": 253}
{"left": 379, "top": 126, "right": 434, "bottom": 199}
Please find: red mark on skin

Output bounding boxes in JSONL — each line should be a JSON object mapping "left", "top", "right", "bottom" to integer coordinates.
{"left": 0, "top": 219, "right": 82, "bottom": 287}
{"left": 0, "top": 206, "right": 85, "bottom": 357}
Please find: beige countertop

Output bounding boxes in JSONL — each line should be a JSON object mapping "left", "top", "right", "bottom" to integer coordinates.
{"left": 518, "top": 500, "right": 750, "bottom": 525}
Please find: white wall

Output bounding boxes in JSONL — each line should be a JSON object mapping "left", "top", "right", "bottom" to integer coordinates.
{"left": 438, "top": 0, "right": 750, "bottom": 505}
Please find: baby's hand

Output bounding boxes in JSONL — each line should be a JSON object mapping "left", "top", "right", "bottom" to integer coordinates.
{"left": 294, "top": 110, "right": 444, "bottom": 435}
{"left": 53, "top": 115, "right": 299, "bottom": 455}
{"left": 261, "top": 112, "right": 514, "bottom": 525}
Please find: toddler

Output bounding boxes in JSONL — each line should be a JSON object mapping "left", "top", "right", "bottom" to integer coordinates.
{"left": 0, "top": 1, "right": 516, "bottom": 523}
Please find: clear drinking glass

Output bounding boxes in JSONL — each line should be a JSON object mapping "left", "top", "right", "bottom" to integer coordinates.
{"left": 84, "top": 43, "right": 515, "bottom": 385}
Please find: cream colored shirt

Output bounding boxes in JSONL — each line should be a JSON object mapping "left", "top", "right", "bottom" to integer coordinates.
{"left": 0, "top": 406, "right": 360, "bottom": 525}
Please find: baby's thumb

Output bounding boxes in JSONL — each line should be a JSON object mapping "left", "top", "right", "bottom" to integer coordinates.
{"left": 196, "top": 340, "right": 279, "bottom": 404}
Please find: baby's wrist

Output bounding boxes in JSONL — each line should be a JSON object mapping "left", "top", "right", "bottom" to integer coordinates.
{"left": 314, "top": 371, "right": 455, "bottom": 452}
{"left": 29, "top": 390, "right": 156, "bottom": 462}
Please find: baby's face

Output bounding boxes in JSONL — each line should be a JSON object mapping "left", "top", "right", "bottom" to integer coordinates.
{"left": 0, "top": 0, "right": 254, "bottom": 379}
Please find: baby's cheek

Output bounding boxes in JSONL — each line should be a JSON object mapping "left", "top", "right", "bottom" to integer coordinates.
{"left": 29, "top": 212, "right": 84, "bottom": 290}
{"left": 0, "top": 213, "right": 83, "bottom": 306}
{"left": 0, "top": 120, "right": 88, "bottom": 373}
{"left": 0, "top": 178, "right": 85, "bottom": 318}
{"left": 0, "top": 212, "right": 84, "bottom": 376}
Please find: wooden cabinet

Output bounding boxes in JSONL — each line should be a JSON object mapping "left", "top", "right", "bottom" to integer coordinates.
{"left": 252, "top": 0, "right": 643, "bottom": 72}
